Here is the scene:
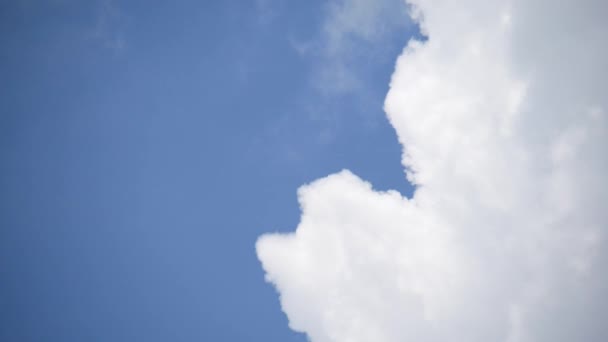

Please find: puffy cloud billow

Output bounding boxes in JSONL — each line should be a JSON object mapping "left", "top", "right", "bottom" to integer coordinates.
{"left": 257, "top": 0, "right": 608, "bottom": 341}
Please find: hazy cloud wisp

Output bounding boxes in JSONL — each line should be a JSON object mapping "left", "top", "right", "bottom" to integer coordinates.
{"left": 297, "top": 0, "right": 410, "bottom": 94}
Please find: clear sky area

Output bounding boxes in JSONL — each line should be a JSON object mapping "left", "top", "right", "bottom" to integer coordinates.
{"left": 0, "top": 1, "right": 416, "bottom": 341}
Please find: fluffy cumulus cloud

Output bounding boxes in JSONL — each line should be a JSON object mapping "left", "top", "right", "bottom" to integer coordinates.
{"left": 257, "top": 0, "right": 608, "bottom": 341}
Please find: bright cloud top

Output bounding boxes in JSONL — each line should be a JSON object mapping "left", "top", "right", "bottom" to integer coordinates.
{"left": 257, "top": 0, "right": 608, "bottom": 341}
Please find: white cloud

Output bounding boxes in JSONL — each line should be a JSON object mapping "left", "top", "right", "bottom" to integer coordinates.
{"left": 257, "top": 0, "right": 608, "bottom": 341}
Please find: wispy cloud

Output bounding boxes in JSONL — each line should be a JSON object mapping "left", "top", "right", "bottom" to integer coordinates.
{"left": 255, "top": 0, "right": 284, "bottom": 26}
{"left": 87, "top": 0, "right": 127, "bottom": 54}
{"left": 299, "top": 0, "right": 411, "bottom": 94}
{"left": 261, "top": 0, "right": 413, "bottom": 154}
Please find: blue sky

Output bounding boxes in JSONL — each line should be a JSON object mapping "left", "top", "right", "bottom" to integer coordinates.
{"left": 0, "top": 1, "right": 416, "bottom": 341}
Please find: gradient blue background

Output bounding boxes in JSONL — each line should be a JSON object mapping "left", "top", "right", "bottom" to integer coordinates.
{"left": 1, "top": 1, "right": 415, "bottom": 341}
